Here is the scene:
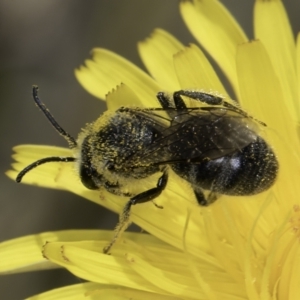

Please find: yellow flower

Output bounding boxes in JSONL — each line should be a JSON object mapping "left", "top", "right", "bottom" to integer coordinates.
{"left": 2, "top": 0, "right": 300, "bottom": 299}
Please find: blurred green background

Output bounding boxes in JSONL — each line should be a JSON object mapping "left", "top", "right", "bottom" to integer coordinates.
{"left": 1, "top": 1, "right": 299, "bottom": 298}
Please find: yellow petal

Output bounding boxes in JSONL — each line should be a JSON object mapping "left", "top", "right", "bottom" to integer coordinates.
{"left": 43, "top": 235, "right": 238, "bottom": 299}
{"left": 254, "top": 0, "right": 298, "bottom": 121}
{"left": 236, "top": 41, "right": 296, "bottom": 139}
{"left": 297, "top": 33, "right": 300, "bottom": 121}
{"left": 27, "top": 276, "right": 178, "bottom": 300}
{"left": 43, "top": 239, "right": 176, "bottom": 295}
{"left": 138, "top": 28, "right": 183, "bottom": 91}
{"left": 124, "top": 252, "right": 203, "bottom": 298}
{"left": 288, "top": 248, "right": 300, "bottom": 300}
{"left": 236, "top": 40, "right": 300, "bottom": 206}
{"left": 106, "top": 83, "right": 143, "bottom": 111}
{"left": 76, "top": 49, "right": 161, "bottom": 106}
{"left": 7, "top": 145, "right": 110, "bottom": 208}
{"left": 180, "top": 0, "right": 247, "bottom": 95}
{"left": 173, "top": 44, "right": 228, "bottom": 96}
{"left": 0, "top": 230, "right": 111, "bottom": 274}
{"left": 7, "top": 145, "right": 73, "bottom": 190}
{"left": 74, "top": 61, "right": 107, "bottom": 101}
{"left": 27, "top": 274, "right": 180, "bottom": 300}
{"left": 27, "top": 283, "right": 106, "bottom": 300}
{"left": 8, "top": 145, "right": 212, "bottom": 256}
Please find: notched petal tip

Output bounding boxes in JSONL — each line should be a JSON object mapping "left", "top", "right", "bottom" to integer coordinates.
{"left": 173, "top": 43, "right": 227, "bottom": 94}
{"left": 138, "top": 28, "right": 183, "bottom": 91}
{"left": 105, "top": 83, "right": 143, "bottom": 110}
{"left": 180, "top": 0, "right": 247, "bottom": 94}
{"left": 254, "top": 0, "right": 298, "bottom": 121}
{"left": 83, "top": 48, "right": 161, "bottom": 106}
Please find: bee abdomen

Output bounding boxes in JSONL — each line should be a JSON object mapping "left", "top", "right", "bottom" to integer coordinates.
{"left": 172, "top": 136, "right": 278, "bottom": 196}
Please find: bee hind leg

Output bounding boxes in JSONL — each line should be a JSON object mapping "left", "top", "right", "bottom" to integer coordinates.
{"left": 207, "top": 191, "right": 218, "bottom": 204}
{"left": 104, "top": 181, "right": 133, "bottom": 197}
{"left": 193, "top": 187, "right": 219, "bottom": 206}
{"left": 194, "top": 188, "right": 208, "bottom": 206}
{"left": 173, "top": 90, "right": 223, "bottom": 106}
{"left": 103, "top": 170, "right": 168, "bottom": 254}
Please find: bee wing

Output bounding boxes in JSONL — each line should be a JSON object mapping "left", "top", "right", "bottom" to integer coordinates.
{"left": 128, "top": 108, "right": 258, "bottom": 166}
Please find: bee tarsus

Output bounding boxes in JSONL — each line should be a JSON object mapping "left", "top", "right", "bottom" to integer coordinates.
{"left": 103, "top": 169, "right": 167, "bottom": 254}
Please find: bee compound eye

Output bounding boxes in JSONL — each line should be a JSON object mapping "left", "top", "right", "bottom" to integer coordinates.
{"left": 80, "top": 163, "right": 101, "bottom": 190}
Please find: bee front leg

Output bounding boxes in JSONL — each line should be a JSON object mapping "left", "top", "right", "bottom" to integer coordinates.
{"left": 104, "top": 181, "right": 133, "bottom": 197}
{"left": 103, "top": 170, "right": 168, "bottom": 254}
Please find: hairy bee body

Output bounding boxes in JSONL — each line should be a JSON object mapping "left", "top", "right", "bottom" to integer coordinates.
{"left": 17, "top": 87, "right": 278, "bottom": 252}
{"left": 172, "top": 136, "right": 277, "bottom": 200}
{"left": 77, "top": 108, "right": 163, "bottom": 192}
{"left": 77, "top": 91, "right": 278, "bottom": 205}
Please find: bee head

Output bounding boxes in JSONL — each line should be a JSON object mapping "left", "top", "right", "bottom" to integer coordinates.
{"left": 77, "top": 135, "right": 104, "bottom": 190}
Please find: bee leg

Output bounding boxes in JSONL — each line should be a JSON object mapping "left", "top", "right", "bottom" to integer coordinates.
{"left": 103, "top": 171, "right": 168, "bottom": 254}
{"left": 173, "top": 90, "right": 266, "bottom": 126}
{"left": 173, "top": 90, "right": 223, "bottom": 106}
{"left": 104, "top": 181, "right": 133, "bottom": 197}
{"left": 207, "top": 192, "right": 218, "bottom": 204}
{"left": 157, "top": 90, "right": 187, "bottom": 110}
{"left": 156, "top": 92, "right": 179, "bottom": 119}
{"left": 156, "top": 92, "right": 172, "bottom": 109}
{"left": 193, "top": 189, "right": 208, "bottom": 206}
{"left": 156, "top": 91, "right": 189, "bottom": 119}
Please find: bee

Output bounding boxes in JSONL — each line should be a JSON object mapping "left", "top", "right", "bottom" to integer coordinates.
{"left": 17, "top": 86, "right": 278, "bottom": 253}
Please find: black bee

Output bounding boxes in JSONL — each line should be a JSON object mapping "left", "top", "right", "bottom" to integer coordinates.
{"left": 17, "top": 86, "right": 278, "bottom": 253}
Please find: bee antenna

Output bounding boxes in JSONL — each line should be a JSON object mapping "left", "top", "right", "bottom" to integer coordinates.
{"left": 32, "top": 86, "right": 77, "bottom": 148}
{"left": 16, "top": 156, "right": 76, "bottom": 183}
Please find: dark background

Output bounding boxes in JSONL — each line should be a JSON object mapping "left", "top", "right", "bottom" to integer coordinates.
{"left": 0, "top": 1, "right": 299, "bottom": 299}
